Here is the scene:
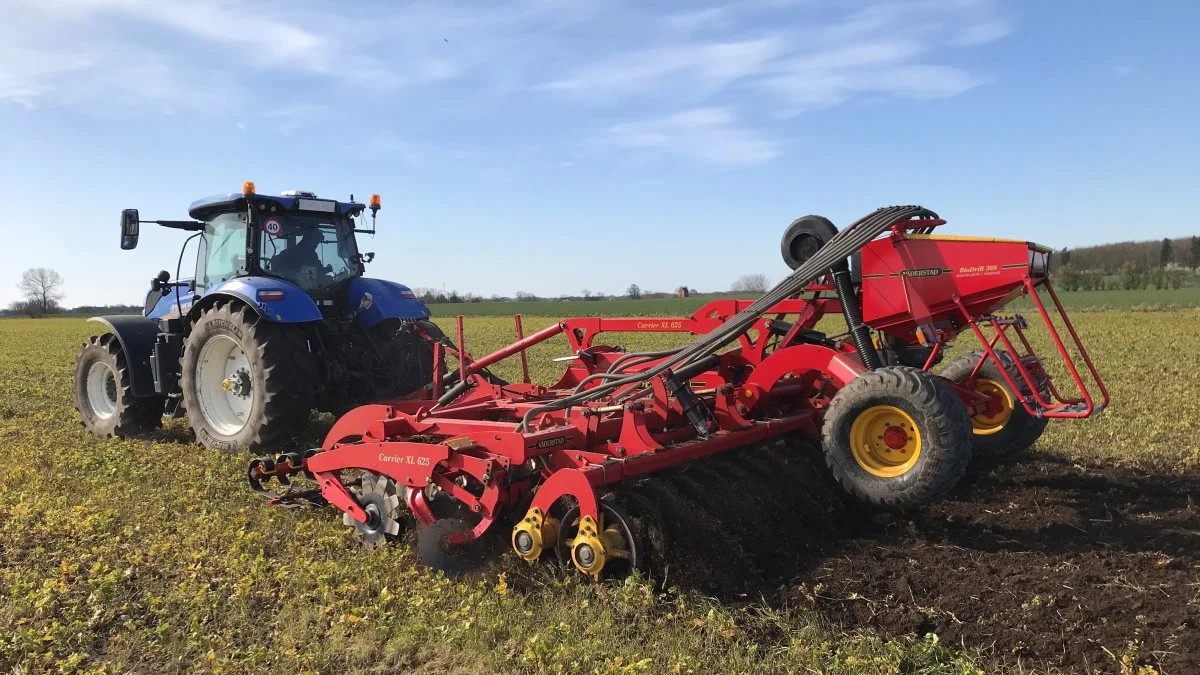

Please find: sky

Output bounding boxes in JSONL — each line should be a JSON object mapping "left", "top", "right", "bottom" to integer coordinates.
{"left": 2, "top": 0, "right": 1198, "bottom": 308}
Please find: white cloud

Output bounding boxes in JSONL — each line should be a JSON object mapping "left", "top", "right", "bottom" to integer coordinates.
{"left": 542, "top": 37, "right": 786, "bottom": 101}
{"left": 951, "top": 17, "right": 1015, "bottom": 46}
{"left": 609, "top": 107, "right": 780, "bottom": 165}
{"left": 542, "top": 0, "right": 1008, "bottom": 114}
{"left": 0, "top": 0, "right": 1014, "bottom": 164}
{"left": 663, "top": 7, "right": 730, "bottom": 35}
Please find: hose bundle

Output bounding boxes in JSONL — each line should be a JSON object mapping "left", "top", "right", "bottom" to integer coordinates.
{"left": 518, "top": 205, "right": 938, "bottom": 430}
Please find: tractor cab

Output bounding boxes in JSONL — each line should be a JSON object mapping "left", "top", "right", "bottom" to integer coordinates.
{"left": 186, "top": 185, "right": 376, "bottom": 299}
{"left": 122, "top": 183, "right": 396, "bottom": 321}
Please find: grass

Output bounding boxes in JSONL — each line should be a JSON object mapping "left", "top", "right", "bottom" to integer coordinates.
{"left": 2, "top": 310, "right": 1197, "bottom": 673}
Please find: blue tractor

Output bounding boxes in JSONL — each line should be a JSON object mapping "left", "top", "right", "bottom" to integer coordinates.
{"left": 73, "top": 182, "right": 442, "bottom": 452}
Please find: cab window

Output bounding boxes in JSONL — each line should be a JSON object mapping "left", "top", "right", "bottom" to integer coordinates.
{"left": 196, "top": 213, "right": 247, "bottom": 292}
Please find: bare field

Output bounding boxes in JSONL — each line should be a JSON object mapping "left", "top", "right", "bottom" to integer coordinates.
{"left": 1, "top": 312, "right": 1198, "bottom": 673}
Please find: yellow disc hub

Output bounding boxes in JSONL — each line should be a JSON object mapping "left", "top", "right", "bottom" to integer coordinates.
{"left": 970, "top": 379, "right": 1014, "bottom": 435}
{"left": 511, "top": 507, "right": 558, "bottom": 562}
{"left": 849, "top": 405, "right": 922, "bottom": 478}
{"left": 569, "top": 515, "right": 608, "bottom": 580}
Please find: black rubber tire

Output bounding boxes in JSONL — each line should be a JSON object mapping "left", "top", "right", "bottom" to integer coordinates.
{"left": 941, "top": 351, "right": 1049, "bottom": 460}
{"left": 73, "top": 334, "right": 165, "bottom": 438}
{"left": 781, "top": 215, "right": 838, "bottom": 271}
{"left": 180, "top": 301, "right": 317, "bottom": 453}
{"left": 369, "top": 319, "right": 439, "bottom": 399}
{"left": 822, "top": 366, "right": 973, "bottom": 509}
{"left": 416, "top": 517, "right": 484, "bottom": 577}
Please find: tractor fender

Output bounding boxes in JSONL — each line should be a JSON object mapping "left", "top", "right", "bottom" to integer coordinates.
{"left": 187, "top": 277, "right": 322, "bottom": 324}
{"left": 87, "top": 316, "right": 160, "bottom": 398}
{"left": 346, "top": 277, "right": 431, "bottom": 329}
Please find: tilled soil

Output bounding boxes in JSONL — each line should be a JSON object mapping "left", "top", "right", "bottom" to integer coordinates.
{"left": 629, "top": 443, "right": 1200, "bottom": 673}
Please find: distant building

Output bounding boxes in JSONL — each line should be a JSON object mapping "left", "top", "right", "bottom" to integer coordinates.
{"left": 676, "top": 286, "right": 690, "bottom": 298}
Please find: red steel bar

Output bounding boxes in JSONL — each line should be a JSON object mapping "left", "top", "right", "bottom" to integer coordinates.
{"left": 464, "top": 321, "right": 566, "bottom": 376}
{"left": 456, "top": 315, "right": 467, "bottom": 382}
{"left": 514, "top": 314, "right": 531, "bottom": 384}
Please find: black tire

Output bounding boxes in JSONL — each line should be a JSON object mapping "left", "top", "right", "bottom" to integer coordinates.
{"left": 73, "top": 334, "right": 165, "bottom": 438}
{"left": 369, "top": 319, "right": 439, "bottom": 399}
{"left": 941, "top": 351, "right": 1048, "bottom": 460}
{"left": 781, "top": 215, "right": 838, "bottom": 270}
{"left": 822, "top": 366, "right": 973, "bottom": 509}
{"left": 180, "top": 301, "right": 317, "bottom": 453}
{"left": 416, "top": 517, "right": 484, "bottom": 577}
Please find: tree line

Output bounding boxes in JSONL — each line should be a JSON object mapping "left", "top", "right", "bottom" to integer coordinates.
{"left": 1054, "top": 236, "right": 1200, "bottom": 292}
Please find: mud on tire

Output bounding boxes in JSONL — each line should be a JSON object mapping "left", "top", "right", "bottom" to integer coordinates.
{"left": 181, "top": 301, "right": 317, "bottom": 453}
{"left": 941, "top": 350, "right": 1048, "bottom": 460}
{"left": 822, "top": 366, "right": 973, "bottom": 509}
{"left": 73, "top": 334, "right": 165, "bottom": 438}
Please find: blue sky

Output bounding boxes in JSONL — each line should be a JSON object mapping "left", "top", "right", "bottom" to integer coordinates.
{"left": 2, "top": 0, "right": 1198, "bottom": 307}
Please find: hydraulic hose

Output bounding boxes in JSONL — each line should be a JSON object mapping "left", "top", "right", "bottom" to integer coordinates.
{"left": 832, "top": 263, "right": 882, "bottom": 370}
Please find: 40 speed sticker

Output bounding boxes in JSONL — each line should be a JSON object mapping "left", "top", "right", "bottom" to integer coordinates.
{"left": 263, "top": 218, "right": 283, "bottom": 235}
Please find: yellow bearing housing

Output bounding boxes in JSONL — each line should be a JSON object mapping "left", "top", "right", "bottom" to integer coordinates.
{"left": 511, "top": 507, "right": 558, "bottom": 562}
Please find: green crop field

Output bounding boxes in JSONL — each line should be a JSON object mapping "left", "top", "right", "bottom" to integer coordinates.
{"left": 2, "top": 312, "right": 1198, "bottom": 673}
{"left": 424, "top": 287, "right": 1200, "bottom": 318}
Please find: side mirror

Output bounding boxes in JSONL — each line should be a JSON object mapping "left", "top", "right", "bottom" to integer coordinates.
{"left": 120, "top": 209, "right": 140, "bottom": 250}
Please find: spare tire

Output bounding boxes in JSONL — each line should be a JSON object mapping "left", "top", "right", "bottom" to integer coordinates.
{"left": 781, "top": 215, "right": 838, "bottom": 270}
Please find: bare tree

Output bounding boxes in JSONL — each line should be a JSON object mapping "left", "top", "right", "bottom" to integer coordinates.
{"left": 7, "top": 300, "right": 40, "bottom": 318}
{"left": 17, "top": 268, "right": 65, "bottom": 315}
{"left": 730, "top": 273, "right": 769, "bottom": 294}
{"left": 627, "top": 283, "right": 641, "bottom": 299}
{"left": 515, "top": 291, "right": 536, "bottom": 301}
{"left": 581, "top": 289, "right": 593, "bottom": 300}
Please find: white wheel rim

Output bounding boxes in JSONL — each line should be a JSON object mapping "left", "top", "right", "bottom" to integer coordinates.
{"left": 195, "top": 334, "right": 253, "bottom": 436}
{"left": 86, "top": 361, "right": 118, "bottom": 420}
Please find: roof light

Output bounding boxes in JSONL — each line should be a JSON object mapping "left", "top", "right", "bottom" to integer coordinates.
{"left": 369, "top": 194, "right": 381, "bottom": 210}
{"left": 243, "top": 181, "right": 256, "bottom": 196}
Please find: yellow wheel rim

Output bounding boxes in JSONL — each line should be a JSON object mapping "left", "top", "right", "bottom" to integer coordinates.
{"left": 849, "top": 405, "right": 921, "bottom": 478}
{"left": 970, "top": 379, "right": 1013, "bottom": 436}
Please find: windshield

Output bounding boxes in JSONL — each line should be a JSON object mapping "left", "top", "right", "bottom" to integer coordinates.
{"left": 197, "top": 213, "right": 247, "bottom": 292}
{"left": 259, "top": 213, "right": 360, "bottom": 291}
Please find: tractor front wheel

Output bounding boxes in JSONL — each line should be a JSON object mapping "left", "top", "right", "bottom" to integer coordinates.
{"left": 941, "top": 351, "right": 1048, "bottom": 460}
{"left": 180, "top": 302, "right": 317, "bottom": 453}
{"left": 822, "top": 366, "right": 973, "bottom": 509}
{"left": 73, "top": 334, "right": 165, "bottom": 438}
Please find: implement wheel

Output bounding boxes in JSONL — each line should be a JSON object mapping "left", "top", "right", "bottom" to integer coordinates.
{"left": 73, "top": 334, "right": 164, "bottom": 438}
{"left": 822, "top": 366, "right": 972, "bottom": 509}
{"left": 180, "top": 301, "right": 317, "bottom": 453}
{"left": 941, "top": 351, "right": 1048, "bottom": 460}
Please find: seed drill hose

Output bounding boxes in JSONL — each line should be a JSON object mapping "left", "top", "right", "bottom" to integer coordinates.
{"left": 832, "top": 262, "right": 882, "bottom": 370}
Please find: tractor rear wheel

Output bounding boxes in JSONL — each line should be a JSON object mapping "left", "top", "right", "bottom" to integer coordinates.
{"left": 941, "top": 351, "right": 1048, "bottom": 460}
{"left": 370, "top": 319, "right": 439, "bottom": 399}
{"left": 180, "top": 302, "right": 317, "bottom": 453}
{"left": 822, "top": 366, "right": 973, "bottom": 509}
{"left": 73, "top": 334, "right": 165, "bottom": 438}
